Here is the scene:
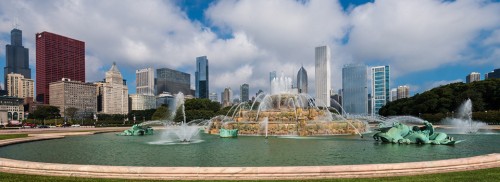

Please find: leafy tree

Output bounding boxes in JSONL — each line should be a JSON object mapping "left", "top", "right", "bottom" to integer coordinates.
{"left": 173, "top": 98, "right": 222, "bottom": 122}
{"left": 151, "top": 106, "right": 169, "bottom": 120}
{"left": 379, "top": 79, "right": 500, "bottom": 122}
{"left": 217, "top": 106, "right": 235, "bottom": 116}
{"left": 129, "top": 109, "right": 157, "bottom": 122}
{"left": 174, "top": 106, "right": 184, "bottom": 122}
{"left": 64, "top": 107, "right": 78, "bottom": 121}
{"left": 32, "top": 106, "right": 61, "bottom": 120}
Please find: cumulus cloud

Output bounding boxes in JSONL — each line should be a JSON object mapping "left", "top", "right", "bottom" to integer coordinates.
{"left": 0, "top": 0, "right": 266, "bottom": 94}
{"left": 0, "top": 0, "right": 498, "bottom": 97}
{"left": 206, "top": 0, "right": 350, "bottom": 93}
{"left": 425, "top": 79, "right": 463, "bottom": 91}
{"left": 346, "top": 0, "right": 500, "bottom": 76}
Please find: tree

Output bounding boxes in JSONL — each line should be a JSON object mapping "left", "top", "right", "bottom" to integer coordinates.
{"left": 174, "top": 106, "right": 184, "bottom": 122}
{"left": 32, "top": 106, "right": 61, "bottom": 120}
{"left": 152, "top": 106, "right": 169, "bottom": 120}
{"left": 379, "top": 79, "right": 500, "bottom": 120}
{"left": 171, "top": 98, "right": 222, "bottom": 123}
{"left": 129, "top": 109, "right": 157, "bottom": 121}
{"left": 64, "top": 107, "right": 78, "bottom": 122}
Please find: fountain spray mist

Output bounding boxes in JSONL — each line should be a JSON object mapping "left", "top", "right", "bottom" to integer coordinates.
{"left": 443, "top": 99, "right": 487, "bottom": 134}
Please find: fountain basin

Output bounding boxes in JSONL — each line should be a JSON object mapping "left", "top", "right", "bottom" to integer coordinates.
{"left": 0, "top": 130, "right": 498, "bottom": 167}
{"left": 0, "top": 132, "right": 498, "bottom": 180}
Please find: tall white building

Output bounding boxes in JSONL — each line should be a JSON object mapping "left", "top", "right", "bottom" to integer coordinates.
{"left": 315, "top": 46, "right": 331, "bottom": 107}
{"left": 371, "top": 66, "right": 390, "bottom": 115}
{"left": 97, "top": 62, "right": 129, "bottom": 115}
{"left": 7, "top": 73, "right": 34, "bottom": 99}
{"left": 136, "top": 68, "right": 154, "bottom": 96}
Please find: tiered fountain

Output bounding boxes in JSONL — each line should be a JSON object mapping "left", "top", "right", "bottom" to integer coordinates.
{"left": 210, "top": 73, "right": 368, "bottom": 137}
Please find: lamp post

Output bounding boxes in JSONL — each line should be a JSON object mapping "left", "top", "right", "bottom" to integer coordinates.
{"left": 94, "top": 114, "right": 98, "bottom": 127}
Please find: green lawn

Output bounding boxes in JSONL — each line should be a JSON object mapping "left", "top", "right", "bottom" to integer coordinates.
{"left": 0, "top": 134, "right": 28, "bottom": 140}
{"left": 0, "top": 167, "right": 498, "bottom": 182}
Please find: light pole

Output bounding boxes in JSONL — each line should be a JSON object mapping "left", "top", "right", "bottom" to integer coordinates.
{"left": 94, "top": 114, "right": 98, "bottom": 127}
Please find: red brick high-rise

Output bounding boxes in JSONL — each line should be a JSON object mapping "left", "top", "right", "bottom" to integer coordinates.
{"left": 36, "top": 32, "right": 85, "bottom": 104}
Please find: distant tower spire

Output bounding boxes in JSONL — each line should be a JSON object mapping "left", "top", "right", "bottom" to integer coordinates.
{"left": 13, "top": 15, "right": 20, "bottom": 29}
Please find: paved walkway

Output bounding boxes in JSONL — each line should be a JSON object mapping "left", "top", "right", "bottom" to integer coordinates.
{"left": 0, "top": 127, "right": 129, "bottom": 134}
{"left": 0, "top": 130, "right": 498, "bottom": 180}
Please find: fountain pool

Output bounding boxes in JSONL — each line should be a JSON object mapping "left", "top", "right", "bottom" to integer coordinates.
{"left": 0, "top": 130, "right": 498, "bottom": 167}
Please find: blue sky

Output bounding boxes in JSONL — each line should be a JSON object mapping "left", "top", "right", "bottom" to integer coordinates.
{"left": 0, "top": 0, "right": 499, "bottom": 98}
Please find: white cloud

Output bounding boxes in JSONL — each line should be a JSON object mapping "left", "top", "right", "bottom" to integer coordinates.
{"left": 213, "top": 64, "right": 254, "bottom": 90}
{"left": 346, "top": 0, "right": 500, "bottom": 77}
{"left": 425, "top": 79, "right": 463, "bottom": 91}
{"left": 0, "top": 0, "right": 498, "bottom": 97}
{"left": 483, "top": 29, "right": 500, "bottom": 46}
{"left": 206, "top": 0, "right": 350, "bottom": 94}
{"left": 85, "top": 55, "right": 105, "bottom": 82}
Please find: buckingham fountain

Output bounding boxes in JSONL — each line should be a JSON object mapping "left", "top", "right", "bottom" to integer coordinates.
{"left": 0, "top": 73, "right": 498, "bottom": 174}
{"left": 117, "top": 75, "right": 485, "bottom": 145}
{"left": 209, "top": 74, "right": 367, "bottom": 137}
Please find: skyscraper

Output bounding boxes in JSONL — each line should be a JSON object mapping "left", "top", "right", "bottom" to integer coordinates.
{"left": 156, "top": 68, "right": 191, "bottom": 95}
{"left": 195, "top": 56, "right": 209, "bottom": 98}
{"left": 397, "top": 85, "right": 410, "bottom": 100}
{"left": 466, "top": 72, "right": 481, "bottom": 83}
{"left": 222, "top": 87, "right": 232, "bottom": 107}
{"left": 36, "top": 31, "right": 85, "bottom": 104}
{"left": 315, "top": 46, "right": 331, "bottom": 107}
{"left": 371, "top": 65, "right": 390, "bottom": 115}
{"left": 136, "top": 68, "right": 155, "bottom": 95}
{"left": 485, "top": 68, "right": 500, "bottom": 79}
{"left": 256, "top": 89, "right": 264, "bottom": 97}
{"left": 390, "top": 88, "right": 398, "bottom": 102}
{"left": 240, "top": 83, "right": 249, "bottom": 102}
{"left": 297, "top": 66, "right": 308, "bottom": 94}
{"left": 4, "top": 28, "right": 31, "bottom": 91}
{"left": 342, "top": 64, "right": 368, "bottom": 115}
{"left": 209, "top": 92, "right": 218, "bottom": 103}
{"left": 96, "top": 62, "right": 128, "bottom": 114}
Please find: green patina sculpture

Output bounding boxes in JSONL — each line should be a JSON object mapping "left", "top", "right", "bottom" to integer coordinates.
{"left": 373, "top": 121, "right": 460, "bottom": 145}
{"left": 219, "top": 128, "right": 238, "bottom": 138}
{"left": 118, "top": 124, "right": 154, "bottom": 136}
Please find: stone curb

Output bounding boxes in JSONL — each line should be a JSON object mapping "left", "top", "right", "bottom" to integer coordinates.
{"left": 0, "top": 132, "right": 499, "bottom": 180}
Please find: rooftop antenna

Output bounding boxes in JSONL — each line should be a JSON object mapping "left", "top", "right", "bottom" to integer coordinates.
{"left": 13, "top": 8, "right": 20, "bottom": 29}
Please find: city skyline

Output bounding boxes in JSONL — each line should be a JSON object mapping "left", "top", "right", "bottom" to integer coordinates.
{"left": 0, "top": 0, "right": 499, "bottom": 98}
